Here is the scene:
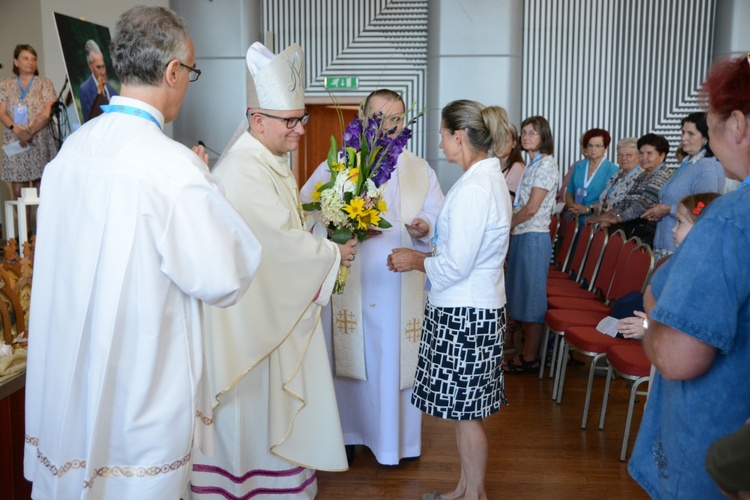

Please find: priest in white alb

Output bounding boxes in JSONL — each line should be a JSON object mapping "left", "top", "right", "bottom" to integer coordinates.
{"left": 300, "top": 89, "right": 444, "bottom": 465}
{"left": 24, "top": 7, "right": 262, "bottom": 499}
{"left": 187, "top": 42, "right": 357, "bottom": 499}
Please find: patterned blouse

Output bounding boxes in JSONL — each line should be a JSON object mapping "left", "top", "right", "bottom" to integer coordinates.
{"left": 613, "top": 166, "right": 672, "bottom": 222}
{"left": 512, "top": 155, "right": 559, "bottom": 235}
{"left": 598, "top": 165, "right": 642, "bottom": 213}
{"left": 0, "top": 76, "right": 58, "bottom": 182}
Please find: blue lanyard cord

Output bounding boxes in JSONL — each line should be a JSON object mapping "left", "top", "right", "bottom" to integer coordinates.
{"left": 514, "top": 153, "right": 542, "bottom": 207}
{"left": 17, "top": 76, "right": 35, "bottom": 103}
{"left": 100, "top": 104, "right": 162, "bottom": 130}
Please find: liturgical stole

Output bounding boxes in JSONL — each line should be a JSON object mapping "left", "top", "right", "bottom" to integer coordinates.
{"left": 331, "top": 151, "right": 429, "bottom": 390}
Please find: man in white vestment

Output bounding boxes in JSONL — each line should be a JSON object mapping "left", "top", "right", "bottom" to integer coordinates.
{"left": 187, "top": 42, "right": 357, "bottom": 499}
{"left": 23, "top": 7, "right": 262, "bottom": 499}
{"left": 300, "top": 90, "right": 444, "bottom": 465}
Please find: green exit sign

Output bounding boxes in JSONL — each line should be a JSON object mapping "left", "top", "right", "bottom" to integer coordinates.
{"left": 325, "top": 76, "right": 359, "bottom": 89}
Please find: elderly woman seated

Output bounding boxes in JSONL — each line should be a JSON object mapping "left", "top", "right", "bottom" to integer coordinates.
{"left": 586, "top": 133, "right": 672, "bottom": 245}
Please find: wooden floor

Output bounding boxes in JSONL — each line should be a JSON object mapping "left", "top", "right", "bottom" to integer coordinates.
{"left": 316, "top": 355, "right": 650, "bottom": 500}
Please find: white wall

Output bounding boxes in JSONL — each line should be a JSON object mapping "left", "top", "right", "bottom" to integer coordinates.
{"left": 714, "top": 0, "right": 750, "bottom": 59}
{"left": 427, "top": 0, "right": 524, "bottom": 189}
{"left": 0, "top": 1, "right": 44, "bottom": 82}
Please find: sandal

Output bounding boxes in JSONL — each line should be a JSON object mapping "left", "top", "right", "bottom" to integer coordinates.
{"left": 503, "top": 354, "right": 541, "bottom": 374}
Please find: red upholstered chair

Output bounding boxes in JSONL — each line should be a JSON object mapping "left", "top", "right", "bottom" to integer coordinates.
{"left": 546, "top": 229, "right": 626, "bottom": 300}
{"left": 598, "top": 343, "right": 651, "bottom": 460}
{"left": 550, "top": 241, "right": 654, "bottom": 316}
{"left": 548, "top": 213, "right": 560, "bottom": 244}
{"left": 540, "top": 231, "right": 630, "bottom": 383}
{"left": 548, "top": 223, "right": 594, "bottom": 282}
{"left": 541, "top": 240, "right": 653, "bottom": 400}
{"left": 550, "top": 215, "right": 578, "bottom": 274}
{"left": 555, "top": 326, "right": 640, "bottom": 410}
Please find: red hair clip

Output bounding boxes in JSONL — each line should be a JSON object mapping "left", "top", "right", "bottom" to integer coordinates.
{"left": 692, "top": 201, "right": 706, "bottom": 215}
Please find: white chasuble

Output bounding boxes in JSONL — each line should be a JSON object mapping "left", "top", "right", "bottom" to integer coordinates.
{"left": 190, "top": 131, "right": 347, "bottom": 499}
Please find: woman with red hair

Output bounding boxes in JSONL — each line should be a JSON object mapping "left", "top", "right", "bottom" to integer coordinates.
{"left": 563, "top": 128, "right": 619, "bottom": 226}
{"left": 628, "top": 53, "right": 750, "bottom": 499}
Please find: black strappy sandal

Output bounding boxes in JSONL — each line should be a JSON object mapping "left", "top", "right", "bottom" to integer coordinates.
{"left": 503, "top": 354, "right": 541, "bottom": 374}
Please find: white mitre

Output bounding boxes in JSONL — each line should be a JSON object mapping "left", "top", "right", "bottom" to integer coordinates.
{"left": 246, "top": 41, "right": 305, "bottom": 110}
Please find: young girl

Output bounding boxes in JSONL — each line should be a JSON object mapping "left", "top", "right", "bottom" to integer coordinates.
{"left": 617, "top": 191, "right": 721, "bottom": 337}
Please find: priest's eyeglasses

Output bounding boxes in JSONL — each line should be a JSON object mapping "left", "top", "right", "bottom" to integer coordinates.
{"left": 176, "top": 62, "right": 201, "bottom": 82}
{"left": 254, "top": 112, "right": 310, "bottom": 128}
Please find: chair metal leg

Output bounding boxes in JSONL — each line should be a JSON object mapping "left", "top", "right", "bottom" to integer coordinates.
{"left": 554, "top": 340, "right": 570, "bottom": 403}
{"left": 538, "top": 326, "right": 550, "bottom": 379}
{"left": 598, "top": 363, "right": 614, "bottom": 430}
{"left": 620, "top": 376, "right": 650, "bottom": 461}
{"left": 582, "top": 352, "right": 606, "bottom": 429}
{"left": 549, "top": 331, "right": 560, "bottom": 378}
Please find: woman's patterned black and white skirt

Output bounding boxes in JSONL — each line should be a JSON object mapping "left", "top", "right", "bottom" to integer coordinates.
{"left": 411, "top": 301, "right": 508, "bottom": 420}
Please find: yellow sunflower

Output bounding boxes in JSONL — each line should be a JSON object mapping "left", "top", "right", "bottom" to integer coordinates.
{"left": 343, "top": 197, "right": 366, "bottom": 220}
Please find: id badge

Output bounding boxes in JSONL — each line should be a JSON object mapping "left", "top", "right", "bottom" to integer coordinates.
{"left": 14, "top": 104, "right": 29, "bottom": 125}
{"left": 575, "top": 187, "right": 585, "bottom": 204}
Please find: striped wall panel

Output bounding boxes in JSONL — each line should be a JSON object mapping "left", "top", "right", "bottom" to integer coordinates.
{"left": 264, "top": 0, "right": 429, "bottom": 156}
{"left": 522, "top": 0, "right": 716, "bottom": 175}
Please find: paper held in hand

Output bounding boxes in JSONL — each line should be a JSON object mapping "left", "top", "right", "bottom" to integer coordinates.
{"left": 2, "top": 140, "right": 32, "bottom": 157}
{"left": 596, "top": 316, "right": 620, "bottom": 337}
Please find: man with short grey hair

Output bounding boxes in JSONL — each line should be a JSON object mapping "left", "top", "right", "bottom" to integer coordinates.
{"left": 79, "top": 39, "right": 118, "bottom": 122}
{"left": 24, "top": 6, "right": 262, "bottom": 498}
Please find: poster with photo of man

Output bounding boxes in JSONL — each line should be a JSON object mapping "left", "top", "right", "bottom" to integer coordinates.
{"left": 53, "top": 12, "right": 120, "bottom": 125}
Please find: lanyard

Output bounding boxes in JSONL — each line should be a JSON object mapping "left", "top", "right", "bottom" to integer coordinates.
{"left": 583, "top": 159, "right": 604, "bottom": 190}
{"left": 17, "top": 76, "right": 35, "bottom": 103}
{"left": 100, "top": 104, "right": 162, "bottom": 130}
{"left": 514, "top": 153, "right": 542, "bottom": 207}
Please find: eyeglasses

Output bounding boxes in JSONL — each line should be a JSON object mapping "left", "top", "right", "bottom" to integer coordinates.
{"left": 168, "top": 61, "right": 201, "bottom": 82}
{"left": 520, "top": 130, "right": 539, "bottom": 137}
{"left": 253, "top": 112, "right": 310, "bottom": 129}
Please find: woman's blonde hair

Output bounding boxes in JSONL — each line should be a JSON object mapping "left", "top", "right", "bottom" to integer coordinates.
{"left": 441, "top": 100, "right": 510, "bottom": 156}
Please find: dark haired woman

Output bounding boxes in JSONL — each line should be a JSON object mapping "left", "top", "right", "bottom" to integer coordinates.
{"left": 589, "top": 133, "right": 673, "bottom": 245}
{"left": 641, "top": 112, "right": 725, "bottom": 259}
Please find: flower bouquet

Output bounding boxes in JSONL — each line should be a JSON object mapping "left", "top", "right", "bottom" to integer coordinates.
{"left": 302, "top": 103, "right": 413, "bottom": 293}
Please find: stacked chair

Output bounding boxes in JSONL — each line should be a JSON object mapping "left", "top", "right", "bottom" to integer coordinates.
{"left": 539, "top": 229, "right": 626, "bottom": 381}
{"left": 548, "top": 221, "right": 593, "bottom": 283}
{"left": 535, "top": 223, "right": 657, "bottom": 461}
{"left": 543, "top": 235, "right": 654, "bottom": 402}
